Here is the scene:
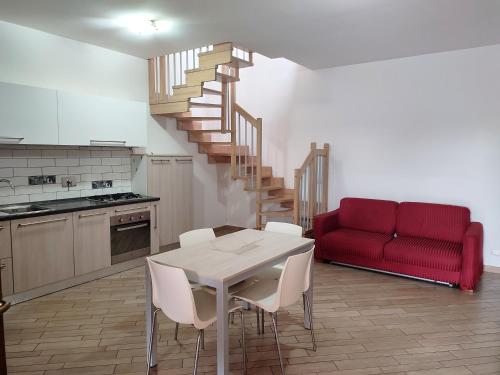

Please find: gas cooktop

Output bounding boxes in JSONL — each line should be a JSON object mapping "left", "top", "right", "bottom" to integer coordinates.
{"left": 85, "top": 192, "right": 144, "bottom": 203}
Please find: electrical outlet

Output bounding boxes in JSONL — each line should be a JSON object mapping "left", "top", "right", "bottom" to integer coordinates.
{"left": 492, "top": 250, "right": 500, "bottom": 256}
{"left": 61, "top": 176, "right": 76, "bottom": 188}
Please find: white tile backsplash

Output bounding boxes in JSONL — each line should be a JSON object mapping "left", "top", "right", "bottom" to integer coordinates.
{"left": 0, "top": 146, "right": 134, "bottom": 205}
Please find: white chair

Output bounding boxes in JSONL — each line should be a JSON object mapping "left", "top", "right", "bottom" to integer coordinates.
{"left": 146, "top": 258, "right": 247, "bottom": 375}
{"left": 233, "top": 248, "right": 316, "bottom": 375}
{"left": 179, "top": 228, "right": 216, "bottom": 247}
{"left": 252, "top": 222, "right": 303, "bottom": 334}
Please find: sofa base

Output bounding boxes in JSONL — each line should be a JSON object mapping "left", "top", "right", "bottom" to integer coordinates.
{"left": 326, "top": 260, "right": 458, "bottom": 288}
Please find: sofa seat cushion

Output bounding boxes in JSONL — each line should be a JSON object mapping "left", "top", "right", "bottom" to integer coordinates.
{"left": 320, "top": 228, "right": 393, "bottom": 260}
{"left": 384, "top": 236, "right": 462, "bottom": 272}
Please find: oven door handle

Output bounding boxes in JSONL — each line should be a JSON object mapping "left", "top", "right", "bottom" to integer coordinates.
{"left": 115, "top": 223, "right": 149, "bottom": 232}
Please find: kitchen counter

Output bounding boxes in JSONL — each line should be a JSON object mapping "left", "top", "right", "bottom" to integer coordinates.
{"left": 0, "top": 195, "right": 160, "bottom": 221}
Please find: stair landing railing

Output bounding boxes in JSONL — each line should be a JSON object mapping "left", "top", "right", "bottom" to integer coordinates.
{"left": 294, "top": 143, "right": 330, "bottom": 233}
{"left": 230, "top": 102, "right": 263, "bottom": 227}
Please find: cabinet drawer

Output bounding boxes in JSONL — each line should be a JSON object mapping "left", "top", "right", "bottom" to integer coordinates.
{"left": 0, "top": 222, "right": 11, "bottom": 259}
{"left": 112, "top": 203, "right": 152, "bottom": 216}
{"left": 0, "top": 258, "right": 13, "bottom": 297}
{"left": 12, "top": 213, "right": 74, "bottom": 293}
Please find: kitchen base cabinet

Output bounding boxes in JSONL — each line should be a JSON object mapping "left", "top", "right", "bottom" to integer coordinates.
{"left": 0, "top": 259, "right": 13, "bottom": 297}
{"left": 147, "top": 156, "right": 193, "bottom": 247}
{"left": 0, "top": 222, "right": 11, "bottom": 260}
{"left": 12, "top": 213, "right": 74, "bottom": 293}
{"left": 73, "top": 209, "right": 111, "bottom": 276}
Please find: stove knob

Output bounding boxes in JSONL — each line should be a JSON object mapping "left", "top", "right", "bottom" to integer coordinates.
{"left": 139, "top": 215, "right": 144, "bottom": 219}
{"left": 119, "top": 218, "right": 124, "bottom": 223}
{"left": 130, "top": 216, "right": 135, "bottom": 221}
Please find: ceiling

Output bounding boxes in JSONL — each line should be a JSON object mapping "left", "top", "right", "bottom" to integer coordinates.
{"left": 1, "top": 0, "right": 500, "bottom": 69}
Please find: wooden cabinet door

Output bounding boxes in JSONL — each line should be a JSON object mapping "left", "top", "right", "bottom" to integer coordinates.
{"left": 0, "top": 82, "right": 58, "bottom": 145}
{"left": 0, "top": 258, "right": 13, "bottom": 297}
{"left": 58, "top": 91, "right": 147, "bottom": 147}
{"left": 12, "top": 213, "right": 74, "bottom": 293}
{"left": 0, "top": 222, "right": 11, "bottom": 259}
{"left": 150, "top": 202, "right": 160, "bottom": 254}
{"left": 173, "top": 157, "right": 194, "bottom": 241}
{"left": 73, "top": 208, "right": 111, "bottom": 276}
{"left": 148, "top": 157, "right": 175, "bottom": 247}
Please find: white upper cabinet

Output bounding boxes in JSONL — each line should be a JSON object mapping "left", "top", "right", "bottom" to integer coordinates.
{"left": 58, "top": 91, "right": 147, "bottom": 147}
{"left": 0, "top": 82, "right": 58, "bottom": 145}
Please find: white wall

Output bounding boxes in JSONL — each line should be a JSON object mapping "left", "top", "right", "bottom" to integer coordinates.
{"left": 237, "top": 47, "right": 500, "bottom": 267}
{"left": 0, "top": 20, "right": 227, "bottom": 229}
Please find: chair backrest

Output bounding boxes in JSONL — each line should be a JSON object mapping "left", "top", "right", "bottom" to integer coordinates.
{"left": 274, "top": 247, "right": 314, "bottom": 309}
{"left": 147, "top": 258, "right": 197, "bottom": 325}
{"left": 265, "top": 222, "right": 303, "bottom": 237}
{"left": 179, "top": 228, "right": 216, "bottom": 247}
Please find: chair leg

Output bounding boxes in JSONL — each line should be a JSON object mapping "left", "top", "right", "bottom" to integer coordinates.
{"left": 304, "top": 293, "right": 316, "bottom": 351}
{"left": 193, "top": 330, "right": 202, "bottom": 375}
{"left": 174, "top": 322, "right": 179, "bottom": 341}
{"left": 201, "top": 329, "right": 205, "bottom": 350}
{"left": 271, "top": 312, "right": 285, "bottom": 375}
{"left": 231, "top": 312, "right": 235, "bottom": 324}
{"left": 146, "top": 308, "right": 160, "bottom": 375}
{"left": 256, "top": 307, "right": 261, "bottom": 335}
{"left": 239, "top": 310, "right": 247, "bottom": 374}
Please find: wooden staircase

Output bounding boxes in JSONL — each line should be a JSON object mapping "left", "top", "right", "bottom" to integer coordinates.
{"left": 148, "top": 43, "right": 329, "bottom": 230}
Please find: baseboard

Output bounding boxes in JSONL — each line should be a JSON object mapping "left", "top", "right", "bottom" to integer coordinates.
{"left": 484, "top": 265, "right": 500, "bottom": 274}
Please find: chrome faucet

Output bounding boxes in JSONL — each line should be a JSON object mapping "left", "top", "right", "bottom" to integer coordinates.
{"left": 0, "top": 179, "right": 14, "bottom": 189}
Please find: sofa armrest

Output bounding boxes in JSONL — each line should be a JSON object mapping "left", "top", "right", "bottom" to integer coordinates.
{"left": 460, "top": 222, "right": 484, "bottom": 291}
{"left": 313, "top": 209, "right": 340, "bottom": 260}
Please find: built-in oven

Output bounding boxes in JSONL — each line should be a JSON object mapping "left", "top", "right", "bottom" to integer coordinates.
{"left": 110, "top": 210, "right": 151, "bottom": 265}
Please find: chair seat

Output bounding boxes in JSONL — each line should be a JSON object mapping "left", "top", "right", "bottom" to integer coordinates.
{"left": 233, "top": 278, "right": 280, "bottom": 313}
{"left": 384, "top": 236, "right": 462, "bottom": 272}
{"left": 252, "top": 263, "right": 284, "bottom": 282}
{"left": 192, "top": 289, "right": 241, "bottom": 329}
{"left": 320, "top": 228, "right": 392, "bottom": 260}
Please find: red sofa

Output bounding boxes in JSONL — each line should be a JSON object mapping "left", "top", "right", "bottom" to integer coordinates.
{"left": 314, "top": 198, "right": 483, "bottom": 291}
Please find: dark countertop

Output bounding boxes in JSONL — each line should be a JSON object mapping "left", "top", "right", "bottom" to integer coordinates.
{"left": 0, "top": 195, "right": 160, "bottom": 222}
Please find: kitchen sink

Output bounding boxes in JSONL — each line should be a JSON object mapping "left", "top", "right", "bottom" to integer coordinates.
{"left": 0, "top": 204, "right": 51, "bottom": 215}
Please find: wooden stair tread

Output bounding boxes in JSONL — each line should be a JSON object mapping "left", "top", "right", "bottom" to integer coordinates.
{"left": 245, "top": 185, "right": 283, "bottom": 192}
{"left": 202, "top": 88, "right": 223, "bottom": 95}
{"left": 259, "top": 196, "right": 294, "bottom": 204}
{"left": 189, "top": 102, "right": 222, "bottom": 108}
{"left": 177, "top": 116, "right": 222, "bottom": 122}
{"left": 258, "top": 209, "right": 293, "bottom": 217}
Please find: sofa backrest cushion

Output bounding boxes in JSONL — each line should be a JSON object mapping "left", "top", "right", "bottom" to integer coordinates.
{"left": 397, "top": 202, "right": 470, "bottom": 243}
{"left": 339, "top": 198, "right": 398, "bottom": 235}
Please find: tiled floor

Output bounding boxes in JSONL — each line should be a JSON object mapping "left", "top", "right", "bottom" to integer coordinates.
{"left": 4, "top": 263, "right": 500, "bottom": 374}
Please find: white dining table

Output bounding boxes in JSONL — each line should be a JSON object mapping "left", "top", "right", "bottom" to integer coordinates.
{"left": 145, "top": 228, "right": 315, "bottom": 375}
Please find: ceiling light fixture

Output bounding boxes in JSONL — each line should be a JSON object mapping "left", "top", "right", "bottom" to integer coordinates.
{"left": 117, "top": 15, "right": 172, "bottom": 35}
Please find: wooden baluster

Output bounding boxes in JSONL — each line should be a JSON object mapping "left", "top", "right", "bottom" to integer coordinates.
{"left": 148, "top": 58, "right": 157, "bottom": 104}
{"left": 244, "top": 119, "right": 248, "bottom": 177}
{"left": 221, "top": 82, "right": 227, "bottom": 133}
{"left": 159, "top": 56, "right": 167, "bottom": 103}
{"left": 294, "top": 169, "right": 300, "bottom": 225}
{"left": 230, "top": 84, "right": 237, "bottom": 178}
{"left": 322, "top": 144, "right": 330, "bottom": 213}
{"left": 256, "top": 118, "right": 263, "bottom": 229}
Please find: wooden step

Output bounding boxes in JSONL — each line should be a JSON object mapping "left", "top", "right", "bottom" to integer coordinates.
{"left": 177, "top": 121, "right": 221, "bottom": 131}
{"left": 258, "top": 209, "right": 294, "bottom": 217}
{"left": 237, "top": 166, "right": 273, "bottom": 178}
{"left": 150, "top": 101, "right": 189, "bottom": 115}
{"left": 198, "top": 143, "right": 248, "bottom": 156}
{"left": 202, "top": 87, "right": 223, "bottom": 96}
{"left": 189, "top": 102, "right": 222, "bottom": 109}
{"left": 177, "top": 116, "right": 222, "bottom": 122}
{"left": 188, "top": 131, "right": 230, "bottom": 144}
{"left": 268, "top": 188, "right": 295, "bottom": 197}
{"left": 171, "top": 85, "right": 203, "bottom": 101}
{"left": 186, "top": 67, "right": 239, "bottom": 86}
{"left": 259, "top": 196, "right": 294, "bottom": 204}
{"left": 207, "top": 155, "right": 230, "bottom": 164}
{"left": 245, "top": 184, "right": 283, "bottom": 192}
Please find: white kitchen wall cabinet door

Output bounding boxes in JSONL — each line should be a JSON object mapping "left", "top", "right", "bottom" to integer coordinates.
{"left": 0, "top": 82, "right": 58, "bottom": 145}
{"left": 58, "top": 91, "right": 147, "bottom": 147}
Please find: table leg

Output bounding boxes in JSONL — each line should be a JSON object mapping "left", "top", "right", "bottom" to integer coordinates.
{"left": 145, "top": 265, "right": 157, "bottom": 368}
{"left": 304, "top": 259, "right": 314, "bottom": 330}
{"left": 216, "top": 282, "right": 229, "bottom": 375}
